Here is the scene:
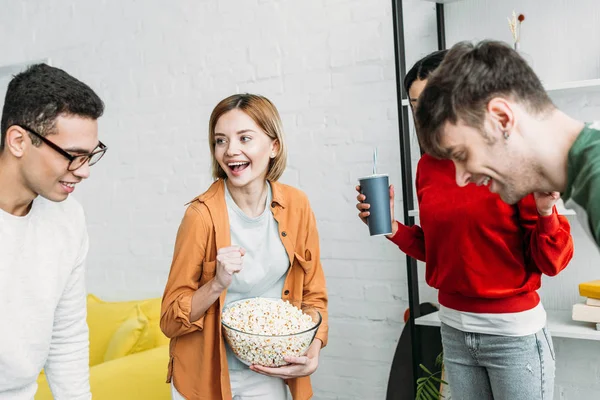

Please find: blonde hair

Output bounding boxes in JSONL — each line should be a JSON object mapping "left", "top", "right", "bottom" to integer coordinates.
{"left": 208, "top": 94, "right": 287, "bottom": 181}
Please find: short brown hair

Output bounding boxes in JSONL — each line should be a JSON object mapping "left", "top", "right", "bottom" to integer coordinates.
{"left": 208, "top": 93, "right": 287, "bottom": 181}
{"left": 415, "top": 40, "right": 554, "bottom": 158}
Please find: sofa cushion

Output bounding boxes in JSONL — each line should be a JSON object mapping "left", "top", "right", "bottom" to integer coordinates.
{"left": 139, "top": 298, "right": 170, "bottom": 348}
{"left": 103, "top": 305, "right": 149, "bottom": 362}
{"left": 87, "top": 295, "right": 170, "bottom": 364}
{"left": 87, "top": 294, "right": 139, "bottom": 366}
{"left": 35, "top": 345, "right": 170, "bottom": 400}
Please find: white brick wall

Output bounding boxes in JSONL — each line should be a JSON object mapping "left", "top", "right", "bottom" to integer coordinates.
{"left": 1, "top": 0, "right": 599, "bottom": 398}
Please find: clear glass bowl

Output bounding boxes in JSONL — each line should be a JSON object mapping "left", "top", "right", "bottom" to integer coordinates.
{"left": 221, "top": 297, "right": 322, "bottom": 367}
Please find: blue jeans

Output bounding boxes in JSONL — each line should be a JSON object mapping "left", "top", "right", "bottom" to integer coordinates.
{"left": 440, "top": 323, "right": 555, "bottom": 400}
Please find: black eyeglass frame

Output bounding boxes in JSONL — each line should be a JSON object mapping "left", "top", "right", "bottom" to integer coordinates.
{"left": 15, "top": 124, "right": 107, "bottom": 171}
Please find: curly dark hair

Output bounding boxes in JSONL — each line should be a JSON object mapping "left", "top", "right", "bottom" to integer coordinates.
{"left": 1, "top": 63, "right": 104, "bottom": 150}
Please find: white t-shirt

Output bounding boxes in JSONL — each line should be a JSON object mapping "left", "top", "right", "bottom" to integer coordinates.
{"left": 172, "top": 183, "right": 291, "bottom": 399}
{"left": 0, "top": 196, "right": 91, "bottom": 400}
{"left": 439, "top": 302, "right": 547, "bottom": 337}
{"left": 223, "top": 182, "right": 290, "bottom": 370}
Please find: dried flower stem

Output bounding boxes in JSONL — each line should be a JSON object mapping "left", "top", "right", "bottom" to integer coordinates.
{"left": 507, "top": 11, "right": 518, "bottom": 42}
{"left": 507, "top": 11, "right": 525, "bottom": 49}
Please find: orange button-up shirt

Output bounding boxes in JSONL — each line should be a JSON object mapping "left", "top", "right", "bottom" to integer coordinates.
{"left": 160, "top": 179, "right": 328, "bottom": 400}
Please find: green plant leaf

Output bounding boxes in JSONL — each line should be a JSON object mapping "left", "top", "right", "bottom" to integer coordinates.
{"left": 430, "top": 376, "right": 449, "bottom": 385}
{"left": 416, "top": 384, "right": 426, "bottom": 400}
{"left": 430, "top": 376, "right": 448, "bottom": 384}
{"left": 419, "top": 364, "right": 434, "bottom": 375}
{"left": 416, "top": 355, "right": 449, "bottom": 399}
{"left": 424, "top": 385, "right": 439, "bottom": 398}
{"left": 425, "top": 380, "right": 440, "bottom": 398}
{"left": 426, "top": 379, "right": 439, "bottom": 391}
{"left": 435, "top": 351, "right": 444, "bottom": 367}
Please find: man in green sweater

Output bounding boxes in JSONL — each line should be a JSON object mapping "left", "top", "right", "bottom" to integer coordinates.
{"left": 414, "top": 40, "right": 600, "bottom": 249}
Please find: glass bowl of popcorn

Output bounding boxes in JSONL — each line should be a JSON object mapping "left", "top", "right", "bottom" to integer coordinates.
{"left": 221, "top": 297, "right": 322, "bottom": 367}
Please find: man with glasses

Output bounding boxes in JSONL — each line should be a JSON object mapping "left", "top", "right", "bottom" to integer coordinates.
{"left": 0, "top": 63, "right": 105, "bottom": 399}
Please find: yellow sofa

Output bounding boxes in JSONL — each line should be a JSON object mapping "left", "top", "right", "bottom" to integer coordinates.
{"left": 35, "top": 294, "right": 170, "bottom": 400}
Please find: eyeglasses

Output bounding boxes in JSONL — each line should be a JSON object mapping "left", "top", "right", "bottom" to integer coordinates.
{"left": 16, "top": 124, "right": 107, "bottom": 171}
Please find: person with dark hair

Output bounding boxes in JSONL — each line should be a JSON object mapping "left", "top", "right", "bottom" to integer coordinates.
{"left": 0, "top": 63, "right": 106, "bottom": 399}
{"left": 161, "top": 94, "right": 328, "bottom": 400}
{"left": 403, "top": 49, "right": 448, "bottom": 110}
{"left": 356, "top": 50, "right": 573, "bottom": 399}
{"left": 416, "top": 40, "right": 600, "bottom": 249}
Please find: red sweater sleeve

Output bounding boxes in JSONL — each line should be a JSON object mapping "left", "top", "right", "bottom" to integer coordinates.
{"left": 386, "top": 162, "right": 426, "bottom": 262}
{"left": 517, "top": 194, "right": 574, "bottom": 277}
{"left": 387, "top": 222, "right": 426, "bottom": 262}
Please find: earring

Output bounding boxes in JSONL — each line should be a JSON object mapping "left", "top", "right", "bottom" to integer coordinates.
{"left": 271, "top": 152, "right": 276, "bottom": 158}
{"left": 503, "top": 131, "right": 509, "bottom": 140}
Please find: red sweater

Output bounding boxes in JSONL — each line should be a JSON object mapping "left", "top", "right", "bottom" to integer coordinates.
{"left": 389, "top": 154, "right": 574, "bottom": 313}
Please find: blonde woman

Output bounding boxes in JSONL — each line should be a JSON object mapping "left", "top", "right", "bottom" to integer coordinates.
{"left": 161, "top": 94, "right": 328, "bottom": 400}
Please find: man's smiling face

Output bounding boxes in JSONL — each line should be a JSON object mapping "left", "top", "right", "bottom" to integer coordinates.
{"left": 440, "top": 117, "right": 538, "bottom": 205}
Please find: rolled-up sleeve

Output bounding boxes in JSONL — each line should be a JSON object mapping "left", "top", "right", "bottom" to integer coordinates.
{"left": 160, "top": 205, "right": 209, "bottom": 338}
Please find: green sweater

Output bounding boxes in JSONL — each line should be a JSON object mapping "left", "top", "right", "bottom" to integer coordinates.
{"left": 563, "top": 122, "right": 600, "bottom": 249}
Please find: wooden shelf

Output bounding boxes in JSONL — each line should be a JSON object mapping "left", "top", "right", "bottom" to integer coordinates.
{"left": 415, "top": 310, "right": 600, "bottom": 341}
{"left": 544, "top": 79, "right": 600, "bottom": 94}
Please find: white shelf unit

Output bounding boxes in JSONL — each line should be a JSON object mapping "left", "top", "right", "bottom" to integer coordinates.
{"left": 551, "top": 311, "right": 600, "bottom": 341}
{"left": 544, "top": 79, "right": 600, "bottom": 95}
{"left": 415, "top": 310, "right": 600, "bottom": 341}
{"left": 420, "top": 0, "right": 464, "bottom": 3}
{"left": 401, "top": 79, "right": 600, "bottom": 108}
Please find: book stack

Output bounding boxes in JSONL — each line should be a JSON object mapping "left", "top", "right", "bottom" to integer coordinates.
{"left": 572, "top": 280, "right": 600, "bottom": 331}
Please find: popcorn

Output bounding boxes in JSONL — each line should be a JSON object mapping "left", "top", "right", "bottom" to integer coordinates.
{"left": 221, "top": 297, "right": 320, "bottom": 367}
